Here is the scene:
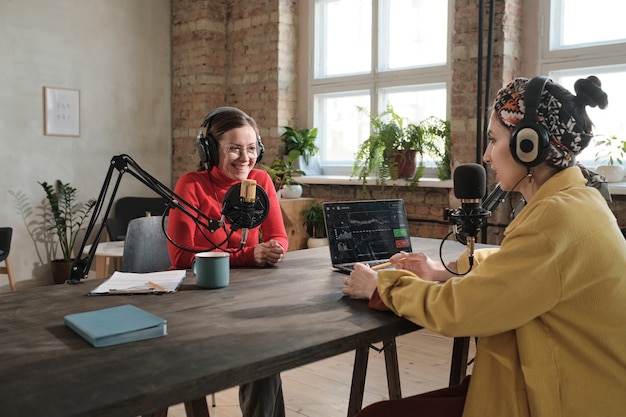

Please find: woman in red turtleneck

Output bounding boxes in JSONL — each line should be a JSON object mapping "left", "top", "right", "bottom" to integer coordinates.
{"left": 167, "top": 163, "right": 287, "bottom": 268}
{"left": 167, "top": 107, "right": 288, "bottom": 270}
{"left": 167, "top": 107, "right": 288, "bottom": 417}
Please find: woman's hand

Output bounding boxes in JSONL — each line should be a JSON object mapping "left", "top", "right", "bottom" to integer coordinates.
{"left": 254, "top": 239, "right": 285, "bottom": 267}
{"left": 390, "top": 251, "right": 455, "bottom": 282}
{"left": 342, "top": 263, "right": 378, "bottom": 300}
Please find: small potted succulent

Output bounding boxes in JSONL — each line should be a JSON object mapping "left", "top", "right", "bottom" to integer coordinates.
{"left": 281, "top": 125, "right": 320, "bottom": 174}
{"left": 261, "top": 159, "right": 306, "bottom": 198}
{"left": 301, "top": 202, "right": 328, "bottom": 248}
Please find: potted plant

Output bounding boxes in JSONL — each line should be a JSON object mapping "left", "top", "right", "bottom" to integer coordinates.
{"left": 261, "top": 159, "right": 306, "bottom": 198}
{"left": 301, "top": 202, "right": 328, "bottom": 248}
{"left": 352, "top": 105, "right": 451, "bottom": 191}
{"left": 39, "top": 180, "right": 96, "bottom": 284}
{"left": 594, "top": 135, "right": 625, "bottom": 182}
{"left": 281, "top": 125, "right": 320, "bottom": 174}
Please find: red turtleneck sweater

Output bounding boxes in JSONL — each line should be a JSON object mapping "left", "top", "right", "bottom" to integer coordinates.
{"left": 167, "top": 167, "right": 288, "bottom": 268}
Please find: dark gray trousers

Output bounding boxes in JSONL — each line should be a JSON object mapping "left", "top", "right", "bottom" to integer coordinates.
{"left": 238, "top": 374, "right": 285, "bottom": 417}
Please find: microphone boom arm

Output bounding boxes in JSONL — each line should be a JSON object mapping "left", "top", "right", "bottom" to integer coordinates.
{"left": 482, "top": 183, "right": 508, "bottom": 213}
{"left": 69, "top": 154, "right": 223, "bottom": 284}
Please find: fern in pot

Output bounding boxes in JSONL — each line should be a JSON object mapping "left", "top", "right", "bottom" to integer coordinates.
{"left": 352, "top": 105, "right": 451, "bottom": 193}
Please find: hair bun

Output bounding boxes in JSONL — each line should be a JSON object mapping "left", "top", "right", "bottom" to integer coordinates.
{"left": 574, "top": 76, "right": 608, "bottom": 109}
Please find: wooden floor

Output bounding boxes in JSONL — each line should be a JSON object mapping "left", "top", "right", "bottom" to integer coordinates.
{"left": 166, "top": 329, "right": 475, "bottom": 417}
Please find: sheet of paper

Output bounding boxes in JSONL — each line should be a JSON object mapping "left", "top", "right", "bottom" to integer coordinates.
{"left": 89, "top": 270, "right": 187, "bottom": 295}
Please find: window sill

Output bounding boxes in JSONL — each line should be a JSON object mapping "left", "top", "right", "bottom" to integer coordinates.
{"left": 296, "top": 175, "right": 626, "bottom": 196}
{"left": 295, "top": 175, "right": 453, "bottom": 189}
{"left": 608, "top": 182, "right": 626, "bottom": 195}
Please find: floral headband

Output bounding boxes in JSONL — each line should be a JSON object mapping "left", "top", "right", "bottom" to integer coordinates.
{"left": 494, "top": 78, "right": 593, "bottom": 169}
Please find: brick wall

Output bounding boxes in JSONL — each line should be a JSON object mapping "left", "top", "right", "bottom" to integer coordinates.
{"left": 171, "top": 0, "right": 227, "bottom": 180}
{"left": 171, "top": 0, "right": 296, "bottom": 182}
{"left": 300, "top": 184, "right": 453, "bottom": 240}
{"left": 171, "top": 0, "right": 626, "bottom": 244}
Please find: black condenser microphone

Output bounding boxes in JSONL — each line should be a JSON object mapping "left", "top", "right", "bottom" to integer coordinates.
{"left": 222, "top": 180, "right": 270, "bottom": 246}
{"left": 448, "top": 163, "right": 491, "bottom": 265}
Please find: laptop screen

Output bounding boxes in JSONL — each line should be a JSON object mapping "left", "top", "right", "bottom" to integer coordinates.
{"left": 323, "top": 199, "right": 412, "bottom": 267}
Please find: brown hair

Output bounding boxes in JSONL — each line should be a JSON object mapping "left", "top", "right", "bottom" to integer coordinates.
{"left": 197, "top": 108, "right": 260, "bottom": 171}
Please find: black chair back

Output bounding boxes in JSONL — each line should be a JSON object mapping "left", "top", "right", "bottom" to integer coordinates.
{"left": 106, "top": 197, "right": 168, "bottom": 241}
{"left": 0, "top": 227, "right": 12, "bottom": 262}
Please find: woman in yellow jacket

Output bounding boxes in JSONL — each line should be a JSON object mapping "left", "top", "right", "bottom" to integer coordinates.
{"left": 344, "top": 76, "right": 626, "bottom": 417}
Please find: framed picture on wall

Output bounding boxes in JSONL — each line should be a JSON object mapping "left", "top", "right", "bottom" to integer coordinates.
{"left": 43, "top": 86, "right": 80, "bottom": 136}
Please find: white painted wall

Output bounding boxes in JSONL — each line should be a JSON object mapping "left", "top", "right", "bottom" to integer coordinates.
{"left": 0, "top": 0, "right": 172, "bottom": 289}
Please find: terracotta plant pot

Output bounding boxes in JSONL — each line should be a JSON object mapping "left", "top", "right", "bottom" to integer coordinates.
{"left": 394, "top": 150, "right": 418, "bottom": 178}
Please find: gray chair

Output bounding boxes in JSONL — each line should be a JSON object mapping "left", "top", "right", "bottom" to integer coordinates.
{"left": 0, "top": 227, "right": 16, "bottom": 291}
{"left": 121, "top": 216, "right": 171, "bottom": 273}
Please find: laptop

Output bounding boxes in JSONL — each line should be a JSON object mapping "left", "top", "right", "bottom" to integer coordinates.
{"left": 323, "top": 199, "right": 412, "bottom": 273}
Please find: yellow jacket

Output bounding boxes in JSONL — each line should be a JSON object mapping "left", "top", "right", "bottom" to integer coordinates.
{"left": 377, "top": 167, "right": 626, "bottom": 417}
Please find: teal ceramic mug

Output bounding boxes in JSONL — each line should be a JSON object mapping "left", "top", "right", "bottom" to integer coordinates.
{"left": 193, "top": 252, "right": 230, "bottom": 289}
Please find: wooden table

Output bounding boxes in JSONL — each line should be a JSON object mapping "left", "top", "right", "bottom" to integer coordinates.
{"left": 83, "top": 240, "right": 125, "bottom": 278}
{"left": 0, "top": 237, "right": 468, "bottom": 417}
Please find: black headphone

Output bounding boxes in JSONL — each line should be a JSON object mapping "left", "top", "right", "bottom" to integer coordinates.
{"left": 196, "top": 106, "right": 265, "bottom": 170}
{"left": 509, "top": 76, "right": 551, "bottom": 167}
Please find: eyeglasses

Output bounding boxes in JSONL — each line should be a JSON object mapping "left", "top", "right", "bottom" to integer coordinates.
{"left": 223, "top": 145, "right": 258, "bottom": 158}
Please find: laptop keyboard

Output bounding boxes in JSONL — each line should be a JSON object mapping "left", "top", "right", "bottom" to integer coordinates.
{"left": 338, "top": 259, "right": 390, "bottom": 272}
{"left": 367, "top": 260, "right": 388, "bottom": 267}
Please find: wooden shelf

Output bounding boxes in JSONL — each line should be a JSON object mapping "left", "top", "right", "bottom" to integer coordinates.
{"left": 279, "top": 198, "right": 314, "bottom": 251}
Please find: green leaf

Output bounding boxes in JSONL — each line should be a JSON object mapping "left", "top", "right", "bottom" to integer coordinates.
{"left": 38, "top": 180, "right": 95, "bottom": 262}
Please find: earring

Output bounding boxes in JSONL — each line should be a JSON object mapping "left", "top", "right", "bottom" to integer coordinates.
{"left": 527, "top": 169, "right": 533, "bottom": 183}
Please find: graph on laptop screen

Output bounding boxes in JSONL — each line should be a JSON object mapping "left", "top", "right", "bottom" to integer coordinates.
{"left": 323, "top": 199, "right": 412, "bottom": 268}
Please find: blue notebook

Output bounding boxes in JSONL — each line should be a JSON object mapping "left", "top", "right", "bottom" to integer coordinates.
{"left": 64, "top": 304, "right": 167, "bottom": 347}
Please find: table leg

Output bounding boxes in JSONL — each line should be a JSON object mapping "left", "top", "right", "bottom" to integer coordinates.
{"left": 347, "top": 346, "right": 369, "bottom": 417}
{"left": 382, "top": 338, "right": 402, "bottom": 400}
{"left": 141, "top": 398, "right": 209, "bottom": 417}
{"left": 95, "top": 255, "right": 107, "bottom": 279}
{"left": 184, "top": 398, "right": 210, "bottom": 417}
{"left": 449, "top": 337, "right": 470, "bottom": 386}
{"left": 114, "top": 257, "right": 122, "bottom": 272}
{"left": 104, "top": 256, "right": 111, "bottom": 276}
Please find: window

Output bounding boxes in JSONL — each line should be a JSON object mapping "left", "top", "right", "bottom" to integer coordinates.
{"left": 310, "top": 0, "right": 452, "bottom": 175}
{"left": 548, "top": 0, "right": 626, "bottom": 50}
{"left": 549, "top": 66, "right": 626, "bottom": 167}
{"left": 543, "top": 0, "right": 626, "bottom": 171}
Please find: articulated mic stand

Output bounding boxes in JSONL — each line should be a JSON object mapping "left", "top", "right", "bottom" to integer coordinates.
{"left": 69, "top": 154, "right": 268, "bottom": 284}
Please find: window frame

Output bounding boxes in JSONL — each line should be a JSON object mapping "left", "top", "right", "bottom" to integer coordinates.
{"left": 304, "top": 0, "right": 454, "bottom": 177}
{"left": 540, "top": 0, "right": 626, "bottom": 176}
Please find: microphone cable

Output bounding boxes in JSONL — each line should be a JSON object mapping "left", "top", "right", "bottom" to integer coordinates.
{"left": 439, "top": 230, "right": 473, "bottom": 276}
{"left": 160, "top": 205, "right": 239, "bottom": 254}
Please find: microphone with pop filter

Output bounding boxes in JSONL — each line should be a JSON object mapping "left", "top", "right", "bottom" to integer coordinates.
{"left": 222, "top": 179, "right": 270, "bottom": 246}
